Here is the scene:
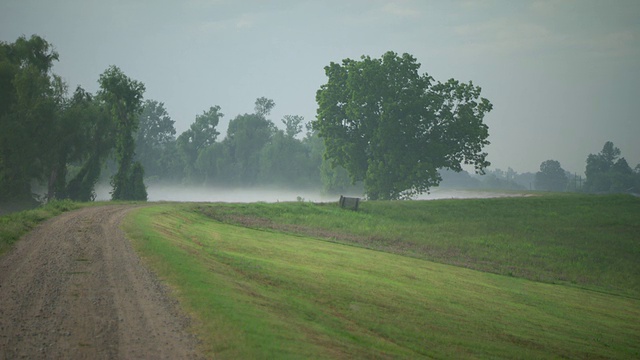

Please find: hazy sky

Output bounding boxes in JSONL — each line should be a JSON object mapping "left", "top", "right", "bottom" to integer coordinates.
{"left": 2, "top": 0, "right": 639, "bottom": 174}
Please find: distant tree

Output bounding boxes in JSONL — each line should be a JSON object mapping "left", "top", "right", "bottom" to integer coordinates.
{"left": 609, "top": 157, "right": 635, "bottom": 193}
{"left": 176, "top": 105, "right": 223, "bottom": 183}
{"left": 258, "top": 129, "right": 309, "bottom": 187}
{"left": 135, "top": 100, "right": 176, "bottom": 180}
{"left": 223, "top": 112, "right": 275, "bottom": 185}
{"left": 98, "top": 65, "right": 146, "bottom": 201}
{"left": 254, "top": 97, "right": 275, "bottom": 118}
{"left": 313, "top": 51, "right": 492, "bottom": 200}
{"left": 194, "top": 142, "right": 224, "bottom": 185}
{"left": 479, "top": 171, "right": 526, "bottom": 191}
{"left": 301, "top": 128, "right": 325, "bottom": 189}
{"left": 157, "top": 139, "right": 184, "bottom": 182}
{"left": 438, "top": 169, "right": 482, "bottom": 189}
{"left": 534, "top": 160, "right": 568, "bottom": 192}
{"left": 282, "top": 115, "right": 304, "bottom": 138}
{"left": 320, "top": 159, "right": 363, "bottom": 195}
{"left": 584, "top": 141, "right": 634, "bottom": 193}
{"left": 635, "top": 164, "right": 640, "bottom": 193}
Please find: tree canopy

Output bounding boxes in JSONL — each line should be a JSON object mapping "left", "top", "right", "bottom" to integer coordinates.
{"left": 585, "top": 141, "right": 637, "bottom": 193}
{"left": 135, "top": 100, "right": 177, "bottom": 180}
{"left": 313, "top": 51, "right": 492, "bottom": 200}
{"left": 98, "top": 65, "right": 147, "bottom": 201}
{"left": 534, "top": 160, "right": 568, "bottom": 192}
{"left": 0, "top": 35, "right": 61, "bottom": 204}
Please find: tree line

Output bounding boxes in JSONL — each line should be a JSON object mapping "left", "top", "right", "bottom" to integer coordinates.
{"left": 524, "top": 141, "right": 639, "bottom": 193}
{"left": 2, "top": 35, "right": 637, "bottom": 208}
{"left": 133, "top": 96, "right": 358, "bottom": 194}
{"left": 0, "top": 35, "right": 356, "bottom": 207}
{"left": 1, "top": 35, "right": 149, "bottom": 206}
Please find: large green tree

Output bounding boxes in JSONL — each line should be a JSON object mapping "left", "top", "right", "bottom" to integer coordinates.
{"left": 98, "top": 65, "right": 146, "bottom": 201}
{"left": 0, "top": 35, "right": 60, "bottom": 204}
{"left": 64, "top": 87, "right": 114, "bottom": 201}
{"left": 313, "top": 51, "right": 492, "bottom": 200}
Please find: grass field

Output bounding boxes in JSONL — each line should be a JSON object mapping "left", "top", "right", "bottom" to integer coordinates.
{"left": 124, "top": 194, "right": 640, "bottom": 359}
{"left": 196, "top": 194, "right": 640, "bottom": 298}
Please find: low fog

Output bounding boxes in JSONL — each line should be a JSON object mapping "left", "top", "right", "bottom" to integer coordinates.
{"left": 94, "top": 184, "right": 525, "bottom": 203}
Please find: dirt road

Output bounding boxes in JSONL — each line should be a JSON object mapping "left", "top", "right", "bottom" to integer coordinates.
{"left": 0, "top": 205, "right": 203, "bottom": 359}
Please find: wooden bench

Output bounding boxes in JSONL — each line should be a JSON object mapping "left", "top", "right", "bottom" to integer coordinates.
{"left": 339, "top": 195, "right": 360, "bottom": 211}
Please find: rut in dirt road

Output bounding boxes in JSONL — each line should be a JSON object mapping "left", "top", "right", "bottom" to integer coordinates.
{"left": 0, "top": 205, "right": 203, "bottom": 359}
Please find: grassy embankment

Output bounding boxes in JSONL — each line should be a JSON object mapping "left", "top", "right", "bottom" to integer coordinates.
{"left": 198, "top": 194, "right": 640, "bottom": 297}
{"left": 124, "top": 194, "right": 640, "bottom": 359}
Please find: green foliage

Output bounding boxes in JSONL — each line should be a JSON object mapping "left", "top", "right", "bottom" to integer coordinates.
{"left": 98, "top": 65, "right": 146, "bottom": 201}
{"left": 177, "top": 99, "right": 326, "bottom": 190}
{"left": 62, "top": 87, "right": 114, "bottom": 201}
{"left": 177, "top": 105, "right": 223, "bottom": 183}
{"left": 320, "top": 158, "right": 363, "bottom": 195}
{"left": 221, "top": 111, "right": 276, "bottom": 185}
{"left": 585, "top": 141, "right": 638, "bottom": 193}
{"left": 281, "top": 114, "right": 304, "bottom": 138}
{"left": 534, "top": 159, "right": 568, "bottom": 191}
{"left": 135, "top": 100, "right": 176, "bottom": 180}
{"left": 125, "top": 203, "right": 640, "bottom": 358}
{"left": 0, "top": 35, "right": 60, "bottom": 202}
{"left": 253, "top": 96, "right": 275, "bottom": 118}
{"left": 129, "top": 162, "right": 148, "bottom": 201}
{"left": 314, "top": 51, "right": 492, "bottom": 200}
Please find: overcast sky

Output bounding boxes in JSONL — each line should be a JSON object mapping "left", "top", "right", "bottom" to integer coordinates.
{"left": 2, "top": 0, "right": 639, "bottom": 174}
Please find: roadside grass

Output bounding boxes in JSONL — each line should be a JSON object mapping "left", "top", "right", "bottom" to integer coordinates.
{"left": 196, "top": 194, "right": 640, "bottom": 298}
{"left": 0, "top": 200, "right": 138, "bottom": 256}
{"left": 125, "top": 204, "right": 640, "bottom": 359}
{"left": 0, "top": 199, "right": 83, "bottom": 255}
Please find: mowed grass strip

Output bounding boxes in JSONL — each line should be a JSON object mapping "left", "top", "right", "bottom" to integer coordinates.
{"left": 125, "top": 204, "right": 640, "bottom": 359}
{"left": 197, "top": 194, "right": 640, "bottom": 298}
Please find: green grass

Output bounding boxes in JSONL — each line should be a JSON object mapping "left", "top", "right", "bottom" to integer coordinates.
{"left": 0, "top": 199, "right": 143, "bottom": 255}
{"left": 196, "top": 194, "right": 640, "bottom": 298}
{"left": 124, "top": 201, "right": 640, "bottom": 359}
{"left": 0, "top": 199, "right": 84, "bottom": 255}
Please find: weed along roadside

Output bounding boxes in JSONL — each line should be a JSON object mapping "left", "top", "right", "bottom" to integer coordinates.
{"left": 121, "top": 194, "right": 640, "bottom": 359}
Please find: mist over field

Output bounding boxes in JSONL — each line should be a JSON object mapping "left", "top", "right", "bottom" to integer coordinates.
{"left": 94, "top": 184, "right": 525, "bottom": 203}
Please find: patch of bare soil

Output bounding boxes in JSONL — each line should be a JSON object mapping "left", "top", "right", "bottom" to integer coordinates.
{"left": 0, "top": 205, "right": 203, "bottom": 359}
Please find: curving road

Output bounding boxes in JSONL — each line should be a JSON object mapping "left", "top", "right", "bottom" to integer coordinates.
{"left": 0, "top": 205, "right": 203, "bottom": 359}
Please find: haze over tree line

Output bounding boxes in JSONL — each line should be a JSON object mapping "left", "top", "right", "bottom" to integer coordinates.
{"left": 1, "top": 35, "right": 639, "bottom": 207}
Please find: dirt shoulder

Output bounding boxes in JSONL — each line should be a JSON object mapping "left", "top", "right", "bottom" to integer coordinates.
{"left": 0, "top": 205, "right": 202, "bottom": 359}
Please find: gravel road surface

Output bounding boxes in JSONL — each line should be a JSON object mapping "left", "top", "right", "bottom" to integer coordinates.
{"left": 0, "top": 205, "right": 203, "bottom": 359}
